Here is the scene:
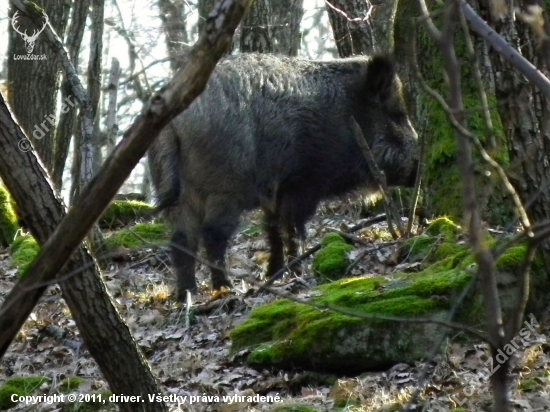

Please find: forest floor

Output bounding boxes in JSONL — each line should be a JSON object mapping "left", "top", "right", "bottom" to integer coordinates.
{"left": 1, "top": 199, "right": 550, "bottom": 412}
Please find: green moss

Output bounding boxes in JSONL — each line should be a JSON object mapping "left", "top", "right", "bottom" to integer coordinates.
{"left": 433, "top": 241, "right": 469, "bottom": 261}
{"left": 518, "top": 378, "right": 539, "bottom": 392}
{"left": 403, "top": 235, "right": 438, "bottom": 261}
{"left": 333, "top": 398, "right": 362, "bottom": 408}
{"left": 105, "top": 223, "right": 168, "bottom": 249}
{"left": 404, "top": 217, "right": 466, "bottom": 263}
{"left": 320, "top": 233, "right": 347, "bottom": 247}
{"left": 410, "top": 270, "right": 472, "bottom": 297}
{"left": 100, "top": 200, "right": 154, "bottom": 229}
{"left": 312, "top": 234, "right": 354, "bottom": 280}
{"left": 9, "top": 235, "right": 39, "bottom": 278}
{"left": 361, "top": 295, "right": 440, "bottom": 318}
{"left": 316, "top": 277, "right": 385, "bottom": 307}
{"left": 57, "top": 377, "right": 83, "bottom": 393}
{"left": 496, "top": 243, "right": 543, "bottom": 271}
{"left": 0, "top": 376, "right": 48, "bottom": 410}
{"left": 425, "top": 217, "right": 460, "bottom": 238}
{"left": 240, "top": 223, "right": 263, "bottom": 238}
{"left": 0, "top": 186, "right": 18, "bottom": 248}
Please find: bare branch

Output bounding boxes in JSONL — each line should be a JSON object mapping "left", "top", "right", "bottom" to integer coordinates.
{"left": 417, "top": 0, "right": 443, "bottom": 43}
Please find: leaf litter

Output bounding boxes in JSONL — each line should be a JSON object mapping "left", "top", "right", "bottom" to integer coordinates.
{"left": 0, "top": 199, "right": 549, "bottom": 411}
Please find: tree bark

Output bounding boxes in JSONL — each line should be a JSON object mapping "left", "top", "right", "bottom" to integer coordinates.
{"left": 270, "top": 0, "right": 304, "bottom": 56}
{"left": 0, "top": 93, "right": 167, "bottom": 412}
{"left": 326, "top": 0, "right": 378, "bottom": 56}
{"left": 240, "top": 0, "right": 272, "bottom": 52}
{"left": 240, "top": 0, "right": 304, "bottom": 55}
{"left": 473, "top": 0, "right": 550, "bottom": 292}
{"left": 52, "top": 0, "right": 91, "bottom": 190}
{"left": 7, "top": 1, "right": 68, "bottom": 174}
{"left": 71, "top": 0, "right": 105, "bottom": 202}
{"left": 158, "top": 0, "right": 189, "bottom": 71}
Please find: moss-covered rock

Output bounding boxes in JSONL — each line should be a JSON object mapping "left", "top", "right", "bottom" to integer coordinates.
{"left": 105, "top": 223, "right": 168, "bottom": 250}
{"left": 231, "top": 262, "right": 473, "bottom": 372}
{"left": 100, "top": 200, "right": 154, "bottom": 229}
{"left": 0, "top": 376, "right": 48, "bottom": 410}
{"left": 0, "top": 186, "right": 18, "bottom": 248}
{"left": 9, "top": 235, "right": 39, "bottom": 278}
{"left": 231, "top": 217, "right": 547, "bottom": 373}
{"left": 403, "top": 217, "right": 463, "bottom": 262}
{"left": 312, "top": 234, "right": 354, "bottom": 281}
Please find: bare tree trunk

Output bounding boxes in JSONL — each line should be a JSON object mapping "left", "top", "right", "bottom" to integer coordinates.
{"left": 71, "top": 0, "right": 105, "bottom": 202}
{"left": 158, "top": 0, "right": 189, "bottom": 71}
{"left": 326, "top": 0, "right": 378, "bottom": 56}
{"left": 371, "top": 0, "right": 398, "bottom": 51}
{"left": 240, "top": 0, "right": 272, "bottom": 52}
{"left": 240, "top": 0, "right": 304, "bottom": 55}
{"left": 106, "top": 58, "right": 121, "bottom": 156}
{"left": 198, "top": 0, "right": 219, "bottom": 34}
{"left": 270, "top": 0, "right": 304, "bottom": 56}
{"left": 52, "top": 0, "right": 91, "bottom": 190}
{"left": 0, "top": 93, "right": 167, "bottom": 412}
{"left": 7, "top": 1, "right": 68, "bottom": 174}
{"left": 474, "top": 0, "right": 550, "bottom": 296}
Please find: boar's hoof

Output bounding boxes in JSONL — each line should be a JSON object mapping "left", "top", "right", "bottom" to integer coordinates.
{"left": 212, "top": 274, "right": 233, "bottom": 291}
{"left": 177, "top": 277, "right": 198, "bottom": 301}
{"left": 177, "top": 286, "right": 197, "bottom": 301}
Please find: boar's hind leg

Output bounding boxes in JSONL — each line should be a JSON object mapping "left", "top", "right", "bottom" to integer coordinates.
{"left": 264, "top": 209, "right": 285, "bottom": 278}
{"left": 202, "top": 196, "right": 239, "bottom": 290}
{"left": 171, "top": 231, "right": 199, "bottom": 300}
{"left": 169, "top": 202, "right": 201, "bottom": 301}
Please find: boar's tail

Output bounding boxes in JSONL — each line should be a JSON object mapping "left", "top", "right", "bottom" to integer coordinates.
{"left": 151, "top": 186, "right": 179, "bottom": 216}
{"left": 148, "top": 126, "right": 182, "bottom": 217}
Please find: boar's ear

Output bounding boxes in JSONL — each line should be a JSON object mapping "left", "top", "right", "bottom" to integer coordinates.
{"left": 365, "top": 55, "right": 397, "bottom": 103}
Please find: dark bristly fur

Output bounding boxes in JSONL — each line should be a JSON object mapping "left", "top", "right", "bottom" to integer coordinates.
{"left": 148, "top": 53, "right": 420, "bottom": 300}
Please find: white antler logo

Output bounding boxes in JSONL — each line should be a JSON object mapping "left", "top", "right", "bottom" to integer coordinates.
{"left": 11, "top": 11, "right": 49, "bottom": 54}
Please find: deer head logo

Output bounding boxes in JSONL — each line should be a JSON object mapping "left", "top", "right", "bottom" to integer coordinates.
{"left": 11, "top": 11, "right": 49, "bottom": 54}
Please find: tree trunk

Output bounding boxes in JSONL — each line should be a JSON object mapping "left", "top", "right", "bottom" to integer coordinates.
{"left": 371, "top": 0, "right": 398, "bottom": 51}
{"left": 7, "top": 1, "right": 68, "bottom": 174}
{"left": 326, "top": 0, "right": 378, "bottom": 56}
{"left": 158, "top": 0, "right": 189, "bottom": 71}
{"left": 240, "top": 0, "right": 272, "bottom": 52}
{"left": 71, "top": 0, "right": 105, "bottom": 202}
{"left": 394, "top": 0, "right": 510, "bottom": 224}
{"left": 0, "top": 93, "right": 167, "bottom": 412}
{"left": 198, "top": 0, "right": 219, "bottom": 34}
{"left": 240, "top": 0, "right": 303, "bottom": 55}
{"left": 475, "top": 0, "right": 550, "bottom": 285}
{"left": 270, "top": 0, "right": 304, "bottom": 56}
{"left": 52, "top": 0, "right": 91, "bottom": 190}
